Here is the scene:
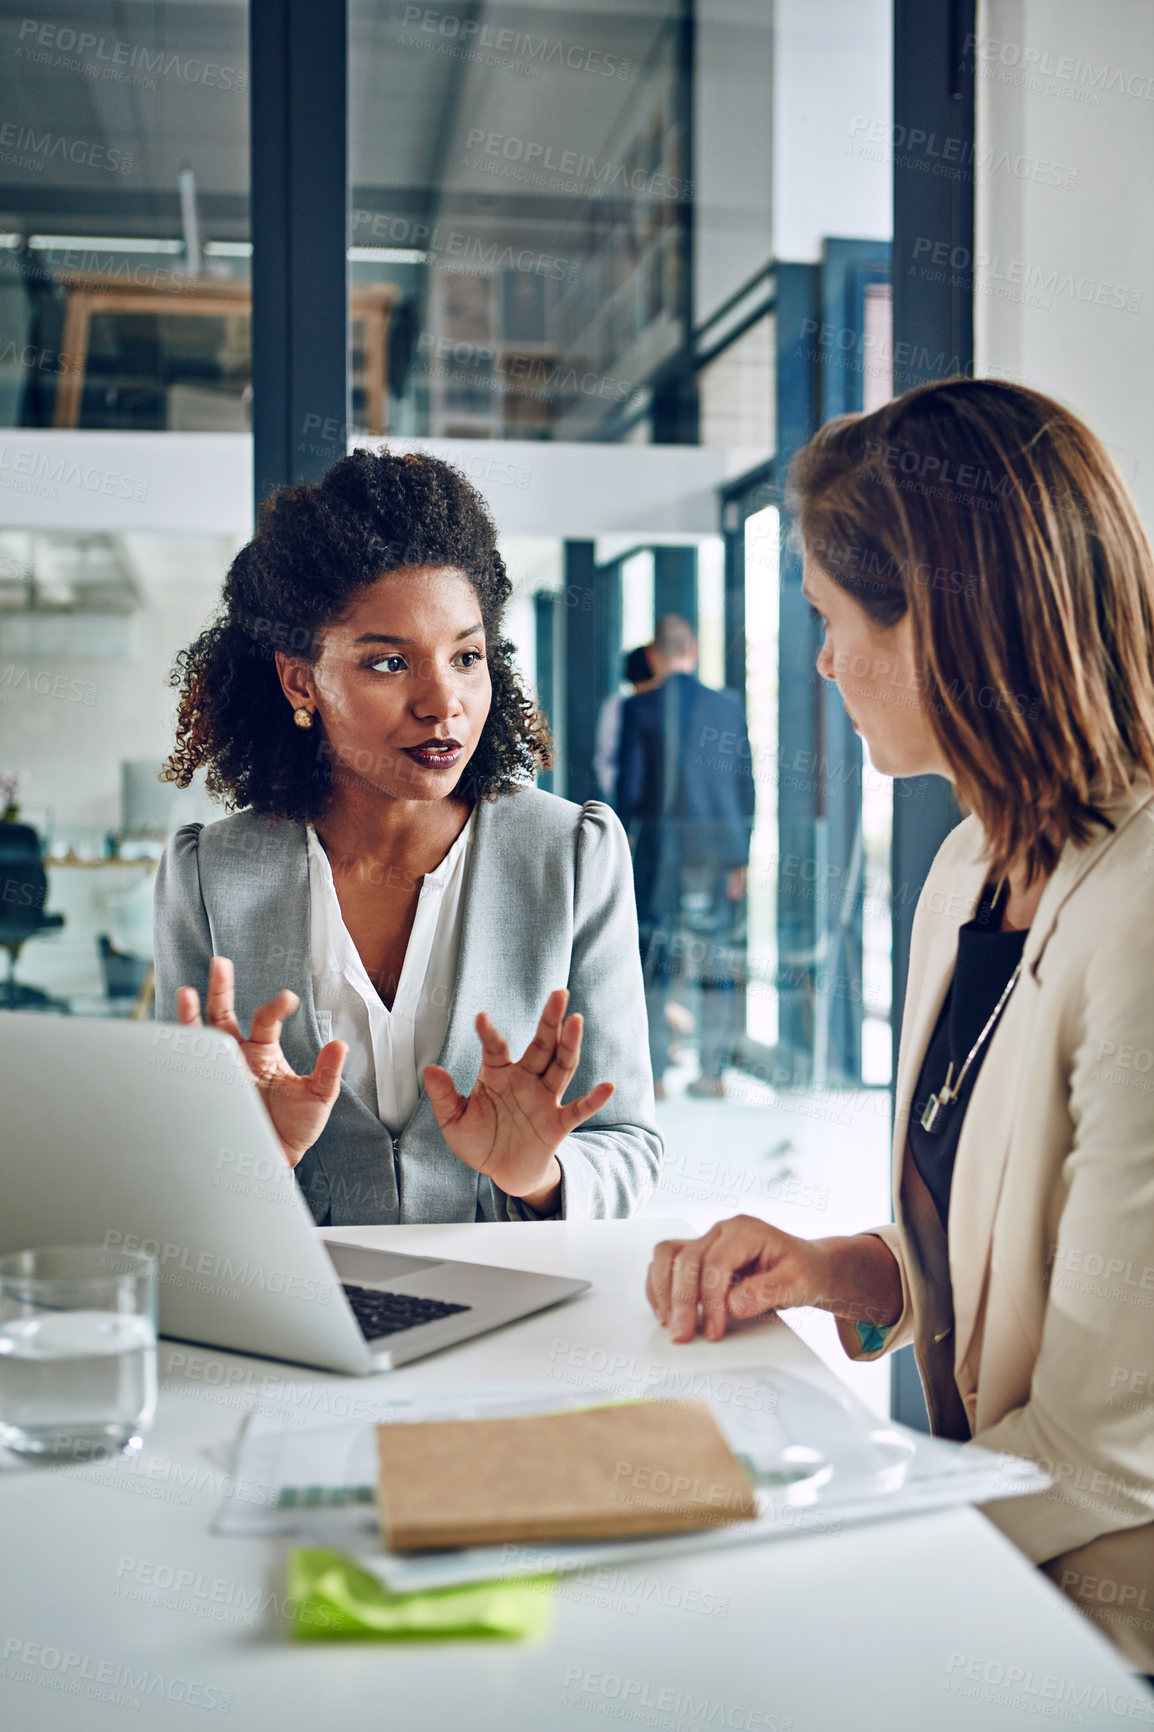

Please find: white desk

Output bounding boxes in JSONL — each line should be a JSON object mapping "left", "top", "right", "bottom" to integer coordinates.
{"left": 1, "top": 1220, "right": 1148, "bottom": 1732}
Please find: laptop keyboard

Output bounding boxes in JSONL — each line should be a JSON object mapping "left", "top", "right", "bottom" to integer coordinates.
{"left": 342, "top": 1283, "right": 472, "bottom": 1341}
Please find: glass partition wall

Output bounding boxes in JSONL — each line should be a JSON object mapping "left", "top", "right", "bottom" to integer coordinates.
{"left": 0, "top": 1, "right": 250, "bottom": 1016}
{"left": 343, "top": 0, "right": 896, "bottom": 1411}
{"left": 0, "top": 0, "right": 897, "bottom": 1410}
{"left": 0, "top": 4, "right": 251, "bottom": 432}
{"left": 346, "top": 0, "right": 895, "bottom": 1070}
{"left": 352, "top": 3, "right": 709, "bottom": 446}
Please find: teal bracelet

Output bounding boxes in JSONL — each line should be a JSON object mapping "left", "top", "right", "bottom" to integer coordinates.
{"left": 854, "top": 1319, "right": 893, "bottom": 1354}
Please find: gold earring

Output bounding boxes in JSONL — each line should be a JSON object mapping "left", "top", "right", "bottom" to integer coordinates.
{"left": 293, "top": 707, "right": 314, "bottom": 730}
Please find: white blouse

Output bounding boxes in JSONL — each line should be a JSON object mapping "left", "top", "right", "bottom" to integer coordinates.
{"left": 306, "top": 815, "right": 474, "bottom": 1136}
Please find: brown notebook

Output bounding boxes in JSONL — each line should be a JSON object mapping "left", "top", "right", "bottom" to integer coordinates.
{"left": 375, "top": 1399, "right": 757, "bottom": 1553}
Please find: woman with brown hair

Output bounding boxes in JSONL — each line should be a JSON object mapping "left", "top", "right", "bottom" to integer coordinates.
{"left": 645, "top": 377, "right": 1154, "bottom": 1671}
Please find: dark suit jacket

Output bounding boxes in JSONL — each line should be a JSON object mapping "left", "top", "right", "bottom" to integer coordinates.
{"left": 616, "top": 673, "right": 755, "bottom": 917}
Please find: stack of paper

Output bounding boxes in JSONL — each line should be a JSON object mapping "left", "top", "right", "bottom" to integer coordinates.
{"left": 214, "top": 1366, "right": 1048, "bottom": 1590}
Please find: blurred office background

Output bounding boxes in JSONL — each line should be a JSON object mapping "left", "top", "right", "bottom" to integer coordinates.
{"left": 0, "top": 0, "right": 1151, "bottom": 1413}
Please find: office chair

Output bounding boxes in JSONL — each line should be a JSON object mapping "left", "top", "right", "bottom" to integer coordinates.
{"left": 0, "top": 822, "right": 69, "bottom": 1012}
{"left": 95, "top": 939, "right": 155, "bottom": 1020}
{"left": 97, "top": 933, "right": 153, "bottom": 1000}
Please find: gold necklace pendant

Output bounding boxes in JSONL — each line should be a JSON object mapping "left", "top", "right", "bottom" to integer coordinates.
{"left": 920, "top": 1062, "right": 955, "bottom": 1134}
{"left": 916, "top": 953, "right": 1024, "bottom": 1139}
{"left": 920, "top": 1091, "right": 950, "bottom": 1133}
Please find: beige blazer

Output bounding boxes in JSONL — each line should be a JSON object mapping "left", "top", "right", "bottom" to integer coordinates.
{"left": 839, "top": 776, "right": 1154, "bottom": 1650}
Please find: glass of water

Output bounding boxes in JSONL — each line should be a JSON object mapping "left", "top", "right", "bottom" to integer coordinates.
{"left": 0, "top": 1246, "right": 158, "bottom": 1460}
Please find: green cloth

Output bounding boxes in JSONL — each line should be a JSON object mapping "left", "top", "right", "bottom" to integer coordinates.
{"left": 286, "top": 1548, "right": 556, "bottom": 1642}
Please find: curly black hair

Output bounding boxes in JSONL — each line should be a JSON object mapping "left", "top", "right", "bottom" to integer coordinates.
{"left": 163, "top": 448, "right": 552, "bottom": 820}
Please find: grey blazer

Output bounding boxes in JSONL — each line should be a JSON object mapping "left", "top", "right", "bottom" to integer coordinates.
{"left": 153, "top": 788, "right": 662, "bottom": 1226}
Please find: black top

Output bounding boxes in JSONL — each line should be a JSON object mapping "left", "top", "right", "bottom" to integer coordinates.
{"left": 909, "top": 881, "right": 1029, "bottom": 1228}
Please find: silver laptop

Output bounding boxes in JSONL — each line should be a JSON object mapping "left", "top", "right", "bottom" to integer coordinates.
{"left": 0, "top": 1014, "right": 590, "bottom": 1374}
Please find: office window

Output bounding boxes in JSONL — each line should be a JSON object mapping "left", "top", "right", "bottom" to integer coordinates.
{"left": 0, "top": 4, "right": 250, "bottom": 1014}
{"left": 0, "top": 4, "right": 250, "bottom": 433}
{"left": 349, "top": 0, "right": 773, "bottom": 447}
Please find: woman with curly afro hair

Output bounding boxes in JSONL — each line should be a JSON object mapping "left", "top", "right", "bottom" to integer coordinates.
{"left": 154, "top": 448, "right": 662, "bottom": 1227}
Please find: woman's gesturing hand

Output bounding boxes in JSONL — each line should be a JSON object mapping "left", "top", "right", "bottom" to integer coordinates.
{"left": 176, "top": 956, "right": 347, "bottom": 1169}
{"left": 423, "top": 988, "right": 613, "bottom": 1211}
{"left": 646, "top": 1216, "right": 828, "bottom": 1343}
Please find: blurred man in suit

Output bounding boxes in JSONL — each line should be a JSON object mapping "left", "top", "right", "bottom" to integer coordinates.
{"left": 617, "top": 615, "right": 755, "bottom": 1098}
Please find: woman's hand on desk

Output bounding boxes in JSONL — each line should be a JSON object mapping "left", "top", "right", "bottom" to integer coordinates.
{"left": 646, "top": 1216, "right": 903, "bottom": 1345}
{"left": 647, "top": 1217, "right": 823, "bottom": 1343}
{"left": 176, "top": 956, "right": 347, "bottom": 1168}
{"left": 423, "top": 988, "right": 613, "bottom": 1213}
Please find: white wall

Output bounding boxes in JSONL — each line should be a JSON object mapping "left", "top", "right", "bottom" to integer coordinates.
{"left": 0, "top": 431, "right": 737, "bottom": 540}
{"left": 0, "top": 433, "right": 253, "bottom": 536}
{"left": 358, "top": 436, "right": 734, "bottom": 535}
{"left": 0, "top": 539, "right": 229, "bottom": 836}
{"left": 772, "top": 0, "right": 892, "bottom": 263}
{"left": 976, "top": 0, "right": 1154, "bottom": 529}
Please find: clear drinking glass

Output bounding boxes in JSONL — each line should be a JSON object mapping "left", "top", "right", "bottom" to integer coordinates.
{"left": 0, "top": 1246, "right": 158, "bottom": 1460}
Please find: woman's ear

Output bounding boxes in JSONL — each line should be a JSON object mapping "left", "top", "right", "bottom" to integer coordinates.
{"left": 274, "top": 651, "right": 315, "bottom": 711}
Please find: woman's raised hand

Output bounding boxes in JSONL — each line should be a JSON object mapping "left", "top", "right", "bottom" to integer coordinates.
{"left": 176, "top": 956, "right": 347, "bottom": 1168}
{"left": 646, "top": 1216, "right": 826, "bottom": 1343}
{"left": 423, "top": 988, "right": 613, "bottom": 1211}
